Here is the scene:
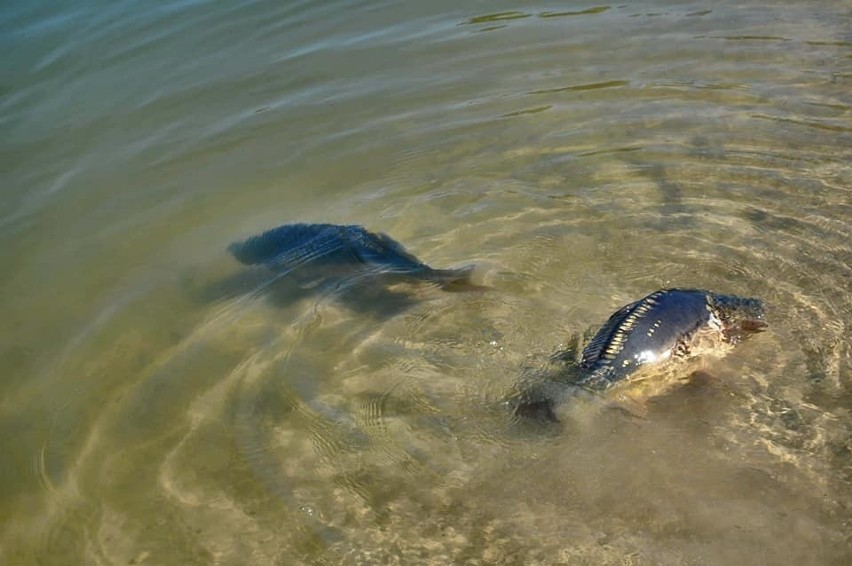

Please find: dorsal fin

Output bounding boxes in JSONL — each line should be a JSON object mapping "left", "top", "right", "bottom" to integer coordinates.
{"left": 580, "top": 290, "right": 665, "bottom": 369}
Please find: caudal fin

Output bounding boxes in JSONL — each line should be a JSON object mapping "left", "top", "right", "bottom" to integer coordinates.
{"left": 428, "top": 265, "right": 491, "bottom": 292}
{"left": 507, "top": 377, "right": 588, "bottom": 423}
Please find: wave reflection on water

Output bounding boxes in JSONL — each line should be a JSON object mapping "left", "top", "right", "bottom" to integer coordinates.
{"left": 1, "top": 0, "right": 851, "bottom": 563}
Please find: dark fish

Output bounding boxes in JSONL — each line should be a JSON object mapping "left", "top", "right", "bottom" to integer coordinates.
{"left": 511, "top": 288, "right": 768, "bottom": 422}
{"left": 228, "top": 223, "right": 476, "bottom": 290}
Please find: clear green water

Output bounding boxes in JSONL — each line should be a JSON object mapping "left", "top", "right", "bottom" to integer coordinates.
{"left": 1, "top": 1, "right": 850, "bottom": 564}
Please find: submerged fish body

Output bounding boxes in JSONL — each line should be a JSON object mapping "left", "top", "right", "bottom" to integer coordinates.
{"left": 512, "top": 288, "right": 767, "bottom": 422}
{"left": 226, "top": 228, "right": 767, "bottom": 422}
{"left": 227, "top": 223, "right": 474, "bottom": 289}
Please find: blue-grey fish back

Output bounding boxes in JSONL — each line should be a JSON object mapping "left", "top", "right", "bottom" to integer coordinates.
{"left": 578, "top": 289, "right": 713, "bottom": 388}
{"left": 510, "top": 288, "right": 766, "bottom": 422}
{"left": 228, "top": 223, "right": 473, "bottom": 286}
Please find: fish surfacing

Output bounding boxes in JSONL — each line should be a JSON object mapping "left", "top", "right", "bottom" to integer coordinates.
{"left": 511, "top": 288, "right": 767, "bottom": 422}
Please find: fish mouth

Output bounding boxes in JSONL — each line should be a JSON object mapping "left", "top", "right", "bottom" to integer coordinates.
{"left": 723, "top": 316, "right": 768, "bottom": 344}
{"left": 740, "top": 318, "right": 769, "bottom": 333}
{"left": 717, "top": 295, "right": 768, "bottom": 337}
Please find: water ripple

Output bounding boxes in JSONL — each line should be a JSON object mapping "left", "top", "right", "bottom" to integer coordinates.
{"left": 2, "top": 0, "right": 851, "bottom": 562}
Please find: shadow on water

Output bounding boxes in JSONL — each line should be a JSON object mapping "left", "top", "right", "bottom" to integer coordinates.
{"left": 3, "top": 0, "right": 851, "bottom": 562}
{"left": 200, "top": 267, "right": 428, "bottom": 320}
{"left": 198, "top": 223, "right": 486, "bottom": 319}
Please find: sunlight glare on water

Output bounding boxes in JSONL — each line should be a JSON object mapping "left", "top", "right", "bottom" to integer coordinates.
{"left": 1, "top": 0, "right": 850, "bottom": 564}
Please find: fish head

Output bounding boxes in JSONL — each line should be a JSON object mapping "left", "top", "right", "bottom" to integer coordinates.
{"left": 709, "top": 293, "right": 768, "bottom": 345}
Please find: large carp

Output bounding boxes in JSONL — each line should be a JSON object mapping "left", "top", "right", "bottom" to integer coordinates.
{"left": 511, "top": 288, "right": 768, "bottom": 422}
{"left": 228, "top": 223, "right": 477, "bottom": 291}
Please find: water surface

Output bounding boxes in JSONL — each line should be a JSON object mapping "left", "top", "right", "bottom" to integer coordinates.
{"left": 1, "top": 1, "right": 850, "bottom": 564}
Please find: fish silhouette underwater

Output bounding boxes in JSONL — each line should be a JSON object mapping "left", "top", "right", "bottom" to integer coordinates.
{"left": 509, "top": 288, "right": 768, "bottom": 422}
{"left": 226, "top": 224, "right": 768, "bottom": 420}
{"left": 225, "top": 223, "right": 480, "bottom": 313}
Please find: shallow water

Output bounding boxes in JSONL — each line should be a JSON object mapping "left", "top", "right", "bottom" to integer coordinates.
{"left": 1, "top": 0, "right": 850, "bottom": 564}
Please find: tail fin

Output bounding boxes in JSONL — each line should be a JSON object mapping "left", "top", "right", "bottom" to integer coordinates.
{"left": 509, "top": 396, "right": 560, "bottom": 423}
{"left": 429, "top": 265, "right": 490, "bottom": 292}
{"left": 507, "top": 378, "right": 587, "bottom": 423}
